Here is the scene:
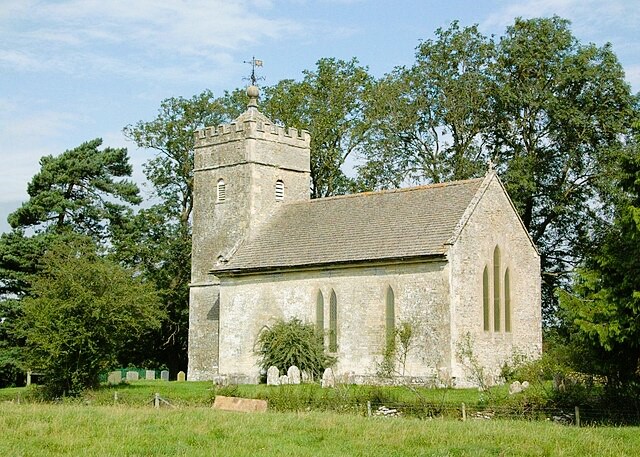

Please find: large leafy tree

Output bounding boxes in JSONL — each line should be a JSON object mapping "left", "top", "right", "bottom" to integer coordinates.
{"left": 20, "top": 237, "right": 163, "bottom": 397}
{"left": 560, "top": 135, "right": 640, "bottom": 386}
{"left": 263, "top": 58, "right": 374, "bottom": 197}
{"left": 489, "top": 17, "right": 636, "bottom": 319}
{"left": 122, "top": 91, "right": 235, "bottom": 374}
{"left": 360, "top": 22, "right": 494, "bottom": 188}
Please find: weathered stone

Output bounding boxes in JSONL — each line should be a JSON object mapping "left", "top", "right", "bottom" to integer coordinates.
{"left": 321, "top": 368, "right": 335, "bottom": 388}
{"left": 126, "top": 371, "right": 139, "bottom": 381}
{"left": 107, "top": 371, "right": 122, "bottom": 384}
{"left": 509, "top": 380, "right": 523, "bottom": 395}
{"left": 522, "top": 381, "right": 530, "bottom": 390}
{"left": 160, "top": 370, "right": 169, "bottom": 381}
{"left": 287, "top": 366, "right": 301, "bottom": 384}
{"left": 279, "top": 374, "right": 289, "bottom": 385}
{"left": 212, "top": 395, "right": 267, "bottom": 413}
{"left": 266, "top": 366, "right": 280, "bottom": 386}
{"left": 145, "top": 370, "right": 155, "bottom": 380}
{"left": 177, "top": 371, "right": 186, "bottom": 382}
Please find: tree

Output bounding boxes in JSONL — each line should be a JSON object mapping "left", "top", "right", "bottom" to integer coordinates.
{"left": 360, "top": 22, "right": 494, "bottom": 189}
{"left": 560, "top": 137, "right": 640, "bottom": 386}
{"left": 263, "top": 58, "right": 374, "bottom": 197}
{"left": 122, "top": 91, "right": 236, "bottom": 374}
{"left": 8, "top": 138, "right": 140, "bottom": 240}
{"left": 19, "top": 237, "right": 164, "bottom": 397}
{"left": 489, "top": 17, "right": 637, "bottom": 320}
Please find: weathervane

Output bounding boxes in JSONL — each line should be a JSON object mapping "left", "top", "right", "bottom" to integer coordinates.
{"left": 243, "top": 56, "right": 264, "bottom": 86}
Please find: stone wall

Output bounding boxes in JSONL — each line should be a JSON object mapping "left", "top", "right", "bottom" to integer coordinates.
{"left": 217, "top": 260, "right": 451, "bottom": 382}
{"left": 447, "top": 174, "right": 542, "bottom": 386}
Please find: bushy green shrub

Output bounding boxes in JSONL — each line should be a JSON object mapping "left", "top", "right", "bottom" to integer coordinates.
{"left": 255, "top": 318, "right": 336, "bottom": 381}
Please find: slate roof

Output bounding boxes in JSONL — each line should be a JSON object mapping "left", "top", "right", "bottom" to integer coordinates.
{"left": 214, "top": 177, "right": 486, "bottom": 274}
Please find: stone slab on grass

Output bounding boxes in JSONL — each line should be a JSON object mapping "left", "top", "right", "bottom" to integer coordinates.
{"left": 212, "top": 395, "right": 268, "bottom": 413}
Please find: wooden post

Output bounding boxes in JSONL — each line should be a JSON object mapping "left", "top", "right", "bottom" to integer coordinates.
{"left": 462, "top": 403, "right": 467, "bottom": 422}
{"left": 575, "top": 406, "right": 580, "bottom": 427}
{"left": 367, "top": 401, "right": 372, "bottom": 417}
{"left": 154, "top": 392, "right": 160, "bottom": 409}
{"left": 26, "top": 371, "right": 31, "bottom": 387}
{"left": 114, "top": 391, "right": 118, "bottom": 403}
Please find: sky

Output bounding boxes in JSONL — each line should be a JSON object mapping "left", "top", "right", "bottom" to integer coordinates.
{"left": 1, "top": 0, "right": 639, "bottom": 234}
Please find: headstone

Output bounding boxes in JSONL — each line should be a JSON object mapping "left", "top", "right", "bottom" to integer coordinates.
{"left": 279, "top": 374, "right": 289, "bottom": 385}
{"left": 266, "top": 366, "right": 280, "bottom": 386}
{"left": 145, "top": 370, "right": 155, "bottom": 380}
{"left": 522, "top": 381, "right": 530, "bottom": 390}
{"left": 177, "top": 371, "right": 186, "bottom": 382}
{"left": 212, "top": 395, "right": 268, "bottom": 413}
{"left": 509, "top": 380, "right": 523, "bottom": 395}
{"left": 160, "top": 370, "right": 169, "bottom": 381}
{"left": 287, "top": 366, "right": 301, "bottom": 385}
{"left": 321, "top": 368, "right": 335, "bottom": 388}
{"left": 108, "top": 371, "right": 122, "bottom": 384}
{"left": 126, "top": 371, "right": 139, "bottom": 381}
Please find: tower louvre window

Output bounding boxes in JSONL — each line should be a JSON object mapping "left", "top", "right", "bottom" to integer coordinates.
{"left": 217, "top": 179, "right": 226, "bottom": 203}
{"left": 275, "top": 180, "right": 284, "bottom": 201}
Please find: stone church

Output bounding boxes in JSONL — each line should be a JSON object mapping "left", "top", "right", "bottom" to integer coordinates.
{"left": 187, "top": 86, "right": 542, "bottom": 386}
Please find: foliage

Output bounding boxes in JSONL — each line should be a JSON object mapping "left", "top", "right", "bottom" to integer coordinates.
{"left": 360, "top": 21, "right": 494, "bottom": 188}
{"left": 559, "top": 138, "right": 640, "bottom": 386}
{"left": 264, "top": 58, "right": 374, "bottom": 197}
{"left": 19, "top": 237, "right": 164, "bottom": 397}
{"left": 8, "top": 138, "right": 140, "bottom": 240}
{"left": 255, "top": 318, "right": 336, "bottom": 380}
{"left": 378, "top": 322, "right": 414, "bottom": 378}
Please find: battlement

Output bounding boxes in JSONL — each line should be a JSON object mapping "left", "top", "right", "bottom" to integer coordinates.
{"left": 195, "top": 118, "right": 310, "bottom": 149}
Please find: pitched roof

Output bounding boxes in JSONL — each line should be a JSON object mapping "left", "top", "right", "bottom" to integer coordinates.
{"left": 214, "top": 176, "right": 486, "bottom": 274}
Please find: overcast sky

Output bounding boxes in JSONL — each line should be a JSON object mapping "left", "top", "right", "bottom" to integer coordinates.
{"left": 1, "top": 0, "right": 639, "bottom": 234}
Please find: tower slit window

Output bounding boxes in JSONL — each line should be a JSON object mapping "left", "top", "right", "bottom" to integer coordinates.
{"left": 275, "top": 180, "right": 285, "bottom": 201}
{"left": 217, "top": 179, "right": 226, "bottom": 203}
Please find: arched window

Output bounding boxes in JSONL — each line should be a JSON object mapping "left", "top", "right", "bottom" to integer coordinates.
{"left": 316, "top": 290, "right": 324, "bottom": 339}
{"left": 386, "top": 286, "right": 395, "bottom": 343}
{"left": 275, "top": 179, "right": 284, "bottom": 201}
{"left": 329, "top": 289, "right": 337, "bottom": 352}
{"left": 504, "top": 268, "right": 511, "bottom": 332}
{"left": 493, "top": 246, "right": 501, "bottom": 332}
{"left": 216, "top": 178, "right": 226, "bottom": 203}
{"left": 482, "top": 266, "right": 490, "bottom": 331}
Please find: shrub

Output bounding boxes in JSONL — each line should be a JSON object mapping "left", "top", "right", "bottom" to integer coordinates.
{"left": 255, "top": 318, "right": 336, "bottom": 381}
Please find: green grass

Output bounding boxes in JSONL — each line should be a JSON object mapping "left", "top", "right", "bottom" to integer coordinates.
{"left": 0, "top": 402, "right": 638, "bottom": 456}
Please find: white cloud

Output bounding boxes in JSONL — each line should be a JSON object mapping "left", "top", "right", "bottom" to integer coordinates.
{"left": 0, "top": 0, "right": 303, "bottom": 82}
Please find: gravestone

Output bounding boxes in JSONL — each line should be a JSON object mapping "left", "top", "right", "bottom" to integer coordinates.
{"left": 145, "top": 370, "right": 155, "bottom": 380}
{"left": 107, "top": 371, "right": 121, "bottom": 384}
{"left": 160, "top": 370, "right": 170, "bottom": 381}
{"left": 287, "top": 366, "right": 301, "bottom": 385}
{"left": 177, "top": 371, "right": 186, "bottom": 382}
{"left": 266, "top": 366, "right": 280, "bottom": 386}
{"left": 126, "top": 371, "right": 139, "bottom": 381}
{"left": 213, "top": 395, "right": 268, "bottom": 413}
{"left": 279, "top": 374, "right": 289, "bottom": 385}
{"left": 508, "top": 381, "right": 523, "bottom": 395}
{"left": 321, "top": 368, "right": 335, "bottom": 388}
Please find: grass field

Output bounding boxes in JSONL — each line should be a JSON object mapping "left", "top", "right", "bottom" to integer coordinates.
{"left": 1, "top": 402, "right": 638, "bottom": 456}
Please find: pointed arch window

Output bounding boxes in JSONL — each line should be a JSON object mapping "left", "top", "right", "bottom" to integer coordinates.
{"left": 275, "top": 180, "right": 284, "bottom": 201}
{"left": 316, "top": 290, "right": 324, "bottom": 339}
{"left": 493, "top": 246, "right": 501, "bottom": 332}
{"left": 504, "top": 268, "right": 511, "bottom": 332}
{"left": 329, "top": 289, "right": 337, "bottom": 352}
{"left": 216, "top": 178, "right": 226, "bottom": 203}
{"left": 386, "top": 286, "right": 395, "bottom": 343}
{"left": 482, "top": 266, "right": 490, "bottom": 331}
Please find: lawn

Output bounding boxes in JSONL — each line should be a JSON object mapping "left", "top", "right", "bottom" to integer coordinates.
{"left": 0, "top": 402, "right": 638, "bottom": 456}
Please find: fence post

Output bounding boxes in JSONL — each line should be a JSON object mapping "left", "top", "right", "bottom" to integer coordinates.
{"left": 367, "top": 401, "right": 372, "bottom": 418}
{"left": 575, "top": 406, "right": 580, "bottom": 427}
{"left": 114, "top": 391, "right": 118, "bottom": 403}
{"left": 154, "top": 392, "right": 160, "bottom": 409}
{"left": 462, "top": 403, "right": 466, "bottom": 422}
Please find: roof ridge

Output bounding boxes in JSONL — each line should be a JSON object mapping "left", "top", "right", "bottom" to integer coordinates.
{"left": 284, "top": 176, "right": 485, "bottom": 206}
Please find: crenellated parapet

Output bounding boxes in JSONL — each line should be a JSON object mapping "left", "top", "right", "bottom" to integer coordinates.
{"left": 195, "top": 118, "right": 310, "bottom": 149}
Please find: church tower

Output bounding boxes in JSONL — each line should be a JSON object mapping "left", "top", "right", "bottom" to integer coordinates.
{"left": 187, "top": 85, "right": 311, "bottom": 380}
